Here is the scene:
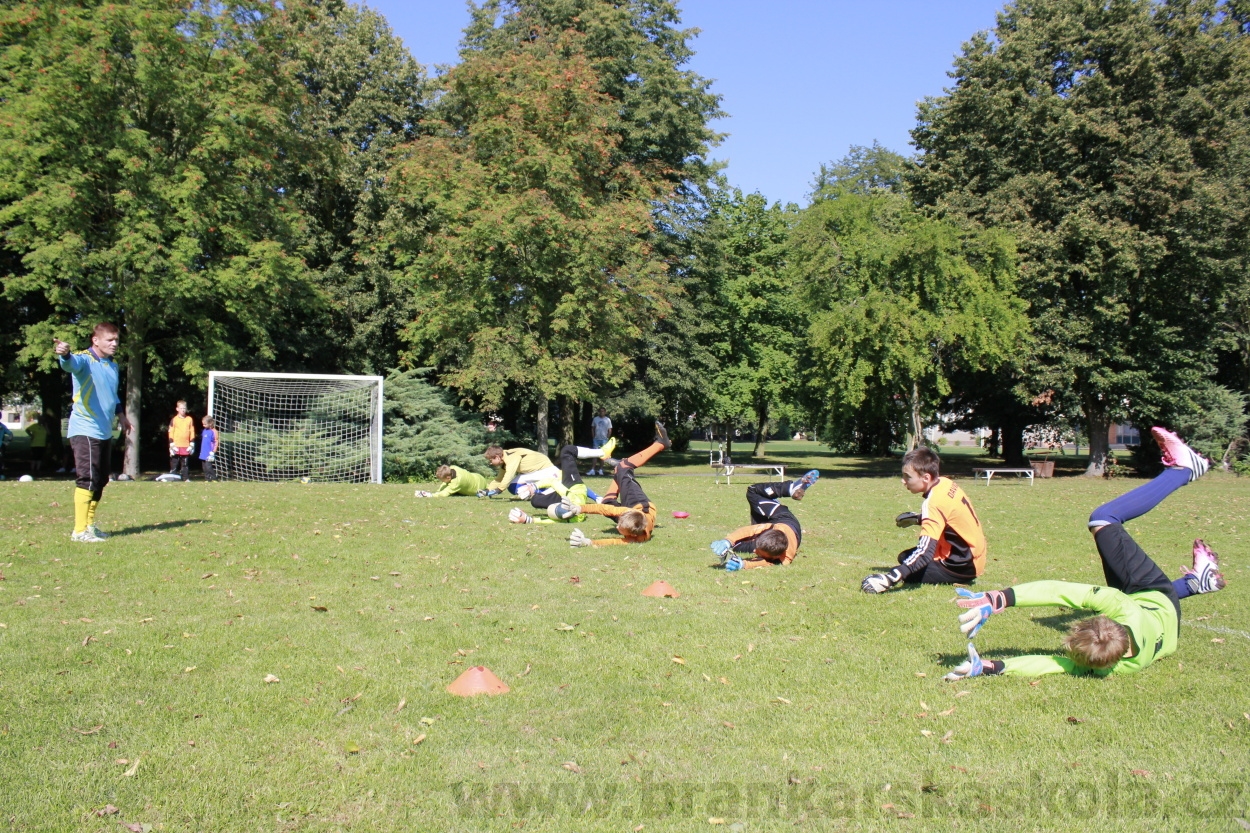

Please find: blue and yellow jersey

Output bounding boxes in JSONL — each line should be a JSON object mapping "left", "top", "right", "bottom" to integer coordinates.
{"left": 59, "top": 349, "right": 120, "bottom": 440}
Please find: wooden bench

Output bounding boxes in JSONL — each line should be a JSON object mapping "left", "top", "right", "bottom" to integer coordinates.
{"left": 711, "top": 462, "right": 786, "bottom": 486}
{"left": 972, "top": 467, "right": 1035, "bottom": 485}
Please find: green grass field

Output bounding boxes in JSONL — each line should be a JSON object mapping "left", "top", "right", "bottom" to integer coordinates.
{"left": 2, "top": 442, "right": 1248, "bottom": 831}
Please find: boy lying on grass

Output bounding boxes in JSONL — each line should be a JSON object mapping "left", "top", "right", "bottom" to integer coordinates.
{"left": 566, "top": 422, "right": 669, "bottom": 547}
{"left": 945, "top": 427, "right": 1225, "bottom": 680}
{"left": 709, "top": 471, "right": 820, "bottom": 570}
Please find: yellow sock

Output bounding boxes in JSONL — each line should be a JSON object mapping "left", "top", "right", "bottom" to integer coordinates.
{"left": 73, "top": 488, "right": 91, "bottom": 534}
{"left": 86, "top": 499, "right": 99, "bottom": 528}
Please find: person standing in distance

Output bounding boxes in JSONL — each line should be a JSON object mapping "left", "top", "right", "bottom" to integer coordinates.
{"left": 55, "top": 323, "right": 132, "bottom": 542}
{"left": 589, "top": 407, "right": 613, "bottom": 476}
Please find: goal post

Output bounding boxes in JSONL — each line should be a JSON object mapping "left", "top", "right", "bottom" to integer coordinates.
{"left": 207, "top": 372, "right": 385, "bottom": 483}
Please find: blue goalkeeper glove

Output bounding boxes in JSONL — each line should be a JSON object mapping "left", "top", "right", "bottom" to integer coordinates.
{"left": 943, "top": 643, "right": 985, "bottom": 682}
{"left": 954, "top": 588, "right": 1008, "bottom": 638}
{"left": 724, "top": 554, "right": 744, "bottom": 571}
{"left": 477, "top": 489, "right": 500, "bottom": 499}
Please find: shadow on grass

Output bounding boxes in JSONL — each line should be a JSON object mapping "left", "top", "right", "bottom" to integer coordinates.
{"left": 109, "top": 519, "right": 213, "bottom": 536}
{"left": 935, "top": 647, "right": 1064, "bottom": 669}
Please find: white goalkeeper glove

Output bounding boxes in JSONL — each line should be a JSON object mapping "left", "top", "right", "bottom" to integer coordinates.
{"left": 206, "top": 452, "right": 215, "bottom": 462}
{"left": 414, "top": 490, "right": 433, "bottom": 498}
{"left": 943, "top": 643, "right": 986, "bottom": 682}
{"left": 861, "top": 570, "right": 902, "bottom": 594}
{"left": 954, "top": 588, "right": 1009, "bottom": 637}
{"left": 568, "top": 528, "right": 592, "bottom": 548}
{"left": 508, "top": 507, "right": 534, "bottom": 524}
{"left": 188, "top": 442, "right": 195, "bottom": 455}
{"left": 169, "top": 442, "right": 177, "bottom": 455}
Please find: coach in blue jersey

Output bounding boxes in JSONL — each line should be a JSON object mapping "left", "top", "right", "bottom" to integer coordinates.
{"left": 55, "top": 322, "right": 132, "bottom": 543}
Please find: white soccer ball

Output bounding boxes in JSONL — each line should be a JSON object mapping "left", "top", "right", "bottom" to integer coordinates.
{"left": 155, "top": 473, "right": 182, "bottom": 482}
{"left": 18, "top": 474, "right": 33, "bottom": 482}
{"left": 117, "top": 473, "right": 132, "bottom": 481}
{"left": 515, "top": 482, "right": 537, "bottom": 501}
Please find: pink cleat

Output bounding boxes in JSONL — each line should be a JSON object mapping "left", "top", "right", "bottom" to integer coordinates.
{"left": 1151, "top": 427, "right": 1209, "bottom": 482}
{"left": 1180, "top": 539, "right": 1225, "bottom": 594}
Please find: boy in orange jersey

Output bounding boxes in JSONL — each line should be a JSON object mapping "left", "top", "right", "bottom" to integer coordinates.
{"left": 861, "top": 446, "right": 986, "bottom": 592}
{"left": 710, "top": 470, "right": 820, "bottom": 569}
{"left": 167, "top": 400, "right": 195, "bottom": 481}
{"left": 567, "top": 422, "right": 670, "bottom": 548}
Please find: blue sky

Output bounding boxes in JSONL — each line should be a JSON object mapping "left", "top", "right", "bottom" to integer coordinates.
{"left": 362, "top": 1, "right": 1008, "bottom": 206}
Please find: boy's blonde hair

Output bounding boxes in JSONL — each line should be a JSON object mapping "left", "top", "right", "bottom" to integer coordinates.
{"left": 202, "top": 415, "right": 215, "bottom": 430}
{"left": 1062, "top": 616, "right": 1130, "bottom": 669}
{"left": 484, "top": 445, "right": 504, "bottom": 461}
{"left": 435, "top": 465, "right": 454, "bottom": 481}
{"left": 754, "top": 528, "right": 788, "bottom": 559}
{"left": 901, "top": 446, "right": 941, "bottom": 479}
{"left": 617, "top": 510, "right": 648, "bottom": 538}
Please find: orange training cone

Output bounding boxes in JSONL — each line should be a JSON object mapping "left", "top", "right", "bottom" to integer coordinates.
{"left": 447, "top": 666, "right": 510, "bottom": 696}
{"left": 641, "top": 580, "right": 680, "bottom": 598}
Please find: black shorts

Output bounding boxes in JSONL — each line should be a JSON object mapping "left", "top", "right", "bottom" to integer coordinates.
{"left": 70, "top": 435, "right": 112, "bottom": 494}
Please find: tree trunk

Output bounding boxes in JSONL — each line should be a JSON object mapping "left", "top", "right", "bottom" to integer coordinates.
{"left": 37, "top": 371, "right": 65, "bottom": 466}
{"left": 987, "top": 426, "right": 1000, "bottom": 457}
{"left": 559, "top": 397, "right": 575, "bottom": 450}
{"left": 1001, "top": 418, "right": 1027, "bottom": 467}
{"left": 535, "top": 398, "right": 549, "bottom": 456}
{"left": 906, "top": 381, "right": 923, "bottom": 451}
{"left": 752, "top": 399, "right": 769, "bottom": 457}
{"left": 1084, "top": 403, "right": 1111, "bottom": 477}
{"left": 123, "top": 339, "right": 143, "bottom": 478}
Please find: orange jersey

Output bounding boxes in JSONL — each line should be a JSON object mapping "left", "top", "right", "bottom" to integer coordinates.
{"left": 726, "top": 522, "right": 799, "bottom": 565}
{"left": 578, "top": 502, "right": 657, "bottom": 545}
{"left": 902, "top": 476, "right": 987, "bottom": 578}
{"left": 168, "top": 414, "right": 195, "bottom": 447}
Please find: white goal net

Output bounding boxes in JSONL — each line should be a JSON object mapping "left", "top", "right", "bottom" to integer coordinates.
{"left": 207, "top": 372, "right": 384, "bottom": 483}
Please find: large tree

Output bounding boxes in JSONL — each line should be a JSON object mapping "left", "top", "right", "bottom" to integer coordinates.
{"left": 387, "top": 27, "right": 670, "bottom": 444}
{"left": 0, "top": 0, "right": 325, "bottom": 475}
{"left": 911, "top": 0, "right": 1250, "bottom": 474}
{"left": 789, "top": 188, "right": 1028, "bottom": 455}
{"left": 286, "top": 0, "right": 430, "bottom": 376}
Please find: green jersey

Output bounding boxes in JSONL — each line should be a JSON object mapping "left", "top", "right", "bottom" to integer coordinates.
{"left": 1000, "top": 580, "right": 1178, "bottom": 677}
{"left": 432, "top": 466, "right": 489, "bottom": 497}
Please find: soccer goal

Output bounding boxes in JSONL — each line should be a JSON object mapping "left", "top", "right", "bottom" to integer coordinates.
{"left": 207, "top": 372, "right": 384, "bottom": 483}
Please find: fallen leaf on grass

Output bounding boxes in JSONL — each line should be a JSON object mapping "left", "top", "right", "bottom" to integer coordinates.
{"left": 201, "top": 573, "right": 216, "bottom": 580}
{"left": 413, "top": 734, "right": 426, "bottom": 745}
{"left": 1130, "top": 769, "right": 1151, "bottom": 778}
{"left": 940, "top": 731, "right": 954, "bottom": 744}
{"left": 346, "top": 743, "right": 360, "bottom": 754}
{"left": 263, "top": 674, "right": 280, "bottom": 684}
{"left": 562, "top": 761, "right": 581, "bottom": 773}
{"left": 311, "top": 605, "right": 328, "bottom": 612}
{"left": 555, "top": 623, "right": 576, "bottom": 631}
{"left": 954, "top": 690, "right": 971, "bottom": 698}
{"left": 122, "top": 823, "right": 150, "bottom": 833}
{"left": 1212, "top": 638, "right": 1225, "bottom": 644}
{"left": 722, "top": 721, "right": 735, "bottom": 729}
{"left": 950, "top": 766, "right": 968, "bottom": 773}
{"left": 183, "top": 666, "right": 196, "bottom": 674}
{"left": 671, "top": 656, "right": 686, "bottom": 665}
{"left": 1066, "top": 716, "right": 1084, "bottom": 724}
{"left": 517, "top": 664, "right": 531, "bottom": 677}
{"left": 773, "top": 696, "right": 791, "bottom": 705}
{"left": 914, "top": 672, "right": 926, "bottom": 678}
{"left": 920, "top": 730, "right": 933, "bottom": 738}
{"left": 81, "top": 634, "right": 95, "bottom": 647}
{"left": 393, "top": 698, "right": 406, "bottom": 714}
{"left": 419, "top": 717, "right": 435, "bottom": 725}
{"left": 920, "top": 701, "right": 929, "bottom": 710}
{"left": 73, "top": 725, "right": 103, "bottom": 735}
{"left": 978, "top": 803, "right": 995, "bottom": 813}
{"left": 94, "top": 805, "right": 118, "bottom": 816}
{"left": 123, "top": 758, "right": 140, "bottom": 777}
{"left": 708, "top": 819, "right": 725, "bottom": 825}
{"left": 938, "top": 707, "right": 956, "bottom": 717}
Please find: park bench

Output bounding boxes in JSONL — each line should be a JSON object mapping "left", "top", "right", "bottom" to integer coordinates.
{"left": 972, "top": 467, "right": 1035, "bottom": 485}
{"left": 708, "top": 446, "right": 785, "bottom": 486}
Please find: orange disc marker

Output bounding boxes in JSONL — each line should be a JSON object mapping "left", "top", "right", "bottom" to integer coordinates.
{"left": 447, "top": 665, "right": 510, "bottom": 696}
{"left": 641, "top": 580, "right": 680, "bottom": 598}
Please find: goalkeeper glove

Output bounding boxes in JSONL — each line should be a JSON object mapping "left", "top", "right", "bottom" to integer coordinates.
{"left": 550, "top": 498, "right": 582, "bottom": 521}
{"left": 477, "top": 489, "right": 501, "bottom": 499}
{"left": 724, "top": 554, "right": 744, "bottom": 572}
{"left": 895, "top": 511, "right": 921, "bottom": 528}
{"left": 413, "top": 490, "right": 433, "bottom": 498}
{"left": 169, "top": 442, "right": 177, "bottom": 455}
{"left": 568, "top": 528, "right": 592, "bottom": 548}
{"left": 861, "top": 570, "right": 902, "bottom": 594}
{"left": 206, "top": 452, "right": 215, "bottom": 462}
{"left": 508, "top": 507, "right": 534, "bottom": 524}
{"left": 188, "top": 442, "right": 195, "bottom": 455}
{"left": 954, "top": 588, "right": 1009, "bottom": 638}
{"left": 710, "top": 539, "right": 733, "bottom": 561}
{"left": 943, "top": 643, "right": 986, "bottom": 682}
